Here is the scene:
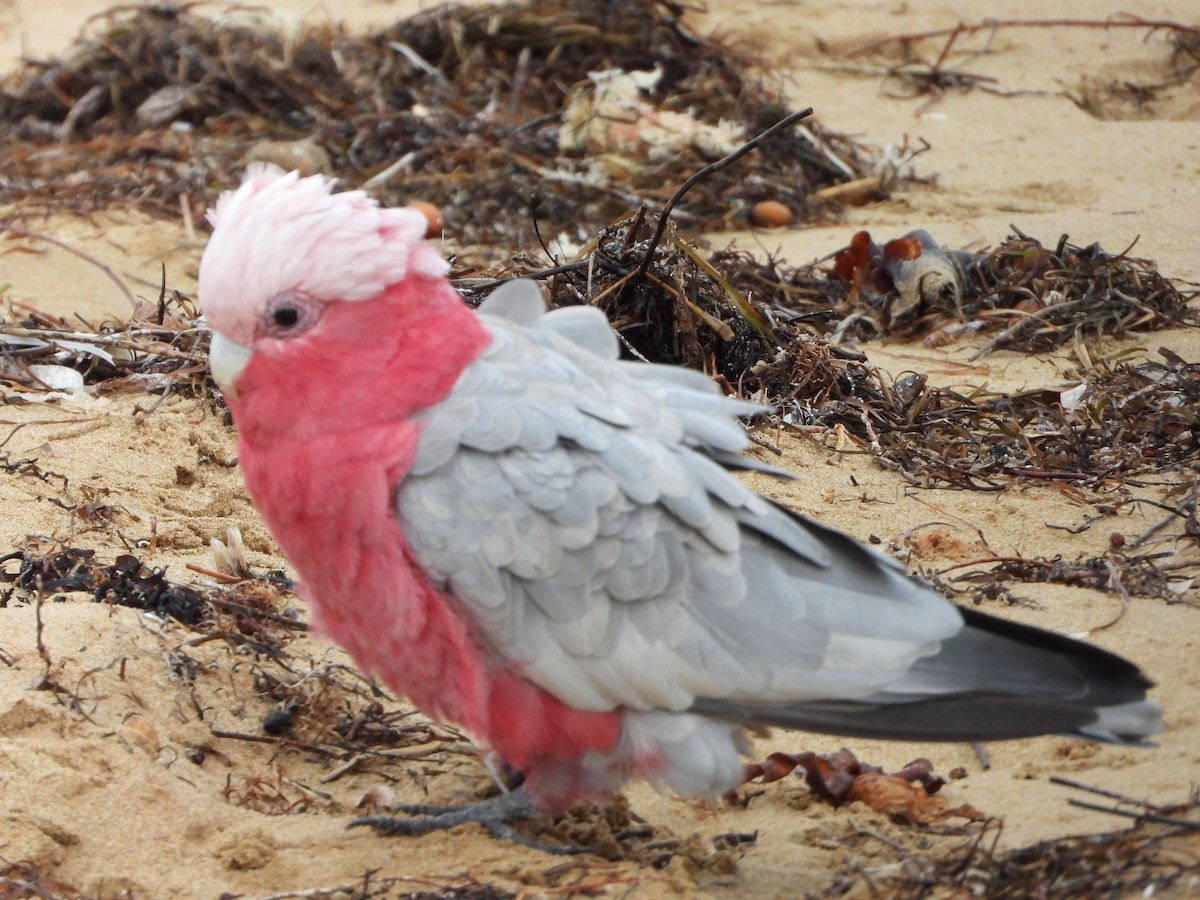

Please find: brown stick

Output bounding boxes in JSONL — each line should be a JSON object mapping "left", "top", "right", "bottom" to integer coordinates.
{"left": 0, "top": 225, "right": 139, "bottom": 309}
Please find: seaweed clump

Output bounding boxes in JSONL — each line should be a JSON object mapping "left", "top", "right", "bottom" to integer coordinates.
{"left": 855, "top": 806, "right": 1200, "bottom": 899}
{"left": 0, "top": 0, "right": 874, "bottom": 249}
{"left": 746, "top": 227, "right": 1199, "bottom": 349}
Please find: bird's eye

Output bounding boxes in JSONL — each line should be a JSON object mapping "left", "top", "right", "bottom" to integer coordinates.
{"left": 262, "top": 291, "right": 318, "bottom": 338}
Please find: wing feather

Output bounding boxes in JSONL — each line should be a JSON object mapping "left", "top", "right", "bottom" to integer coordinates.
{"left": 398, "top": 286, "right": 963, "bottom": 714}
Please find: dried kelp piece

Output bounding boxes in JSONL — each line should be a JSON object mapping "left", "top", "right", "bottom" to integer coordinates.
{"left": 93, "top": 554, "right": 209, "bottom": 625}
{"left": 847, "top": 771, "right": 988, "bottom": 825}
{"left": 0, "top": 1, "right": 875, "bottom": 249}
{"left": 0, "top": 547, "right": 96, "bottom": 594}
{"left": 0, "top": 546, "right": 208, "bottom": 624}
{"left": 738, "top": 748, "right": 985, "bottom": 825}
{"left": 743, "top": 748, "right": 944, "bottom": 803}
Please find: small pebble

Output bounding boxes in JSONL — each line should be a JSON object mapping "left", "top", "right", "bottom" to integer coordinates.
{"left": 749, "top": 200, "right": 794, "bottom": 229}
{"left": 244, "top": 137, "right": 331, "bottom": 176}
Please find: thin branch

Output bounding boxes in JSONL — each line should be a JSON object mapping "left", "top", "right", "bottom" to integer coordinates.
{"left": 1066, "top": 799, "right": 1200, "bottom": 831}
{"left": 635, "top": 108, "right": 814, "bottom": 281}
{"left": 0, "top": 225, "right": 139, "bottom": 309}
{"left": 1050, "top": 775, "right": 1165, "bottom": 812}
{"left": 0, "top": 324, "right": 197, "bottom": 357}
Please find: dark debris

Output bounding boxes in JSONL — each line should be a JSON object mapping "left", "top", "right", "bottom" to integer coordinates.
{"left": 965, "top": 229, "right": 1200, "bottom": 353}
{"left": 853, "top": 802, "right": 1200, "bottom": 899}
{"left": 93, "top": 553, "right": 209, "bottom": 624}
{"left": 954, "top": 548, "right": 1199, "bottom": 607}
{"left": 0, "top": 546, "right": 213, "bottom": 624}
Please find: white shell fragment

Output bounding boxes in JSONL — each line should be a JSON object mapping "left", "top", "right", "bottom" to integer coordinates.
{"left": 1059, "top": 383, "right": 1089, "bottom": 413}
{"left": 28, "top": 364, "right": 86, "bottom": 393}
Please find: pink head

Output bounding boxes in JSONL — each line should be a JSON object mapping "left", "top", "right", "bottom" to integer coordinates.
{"left": 199, "top": 165, "right": 488, "bottom": 439}
{"left": 199, "top": 165, "right": 450, "bottom": 350}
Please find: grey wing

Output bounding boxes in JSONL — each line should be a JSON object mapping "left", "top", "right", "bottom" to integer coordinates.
{"left": 399, "top": 282, "right": 963, "bottom": 713}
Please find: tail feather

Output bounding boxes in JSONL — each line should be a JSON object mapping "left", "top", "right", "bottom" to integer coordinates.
{"left": 691, "top": 606, "right": 1161, "bottom": 745}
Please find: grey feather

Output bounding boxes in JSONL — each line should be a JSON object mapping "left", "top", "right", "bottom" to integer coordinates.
{"left": 537, "top": 304, "right": 619, "bottom": 359}
{"left": 475, "top": 278, "right": 546, "bottom": 324}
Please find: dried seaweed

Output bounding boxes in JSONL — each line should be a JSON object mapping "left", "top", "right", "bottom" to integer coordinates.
{"left": 963, "top": 229, "right": 1200, "bottom": 353}
{"left": 839, "top": 15, "right": 1200, "bottom": 106}
{"left": 93, "top": 553, "right": 210, "bottom": 624}
{"left": 507, "top": 224, "right": 1195, "bottom": 420}
{"left": 810, "top": 227, "right": 1199, "bottom": 347}
{"left": 514, "top": 211, "right": 787, "bottom": 379}
{"left": 735, "top": 748, "right": 988, "bottom": 825}
{"left": 0, "top": 546, "right": 208, "bottom": 622}
{"left": 950, "top": 548, "right": 1199, "bottom": 607}
{"left": 0, "top": 1, "right": 873, "bottom": 249}
{"left": 746, "top": 347, "right": 1200, "bottom": 493}
{"left": 843, "top": 798, "right": 1200, "bottom": 899}
{"left": 0, "top": 546, "right": 95, "bottom": 595}
{"left": 0, "top": 279, "right": 212, "bottom": 398}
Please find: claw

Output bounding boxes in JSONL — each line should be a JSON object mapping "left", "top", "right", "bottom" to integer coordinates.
{"left": 350, "top": 786, "right": 587, "bottom": 855}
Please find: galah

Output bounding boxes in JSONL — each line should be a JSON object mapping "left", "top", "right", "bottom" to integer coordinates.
{"left": 199, "top": 167, "right": 1160, "bottom": 842}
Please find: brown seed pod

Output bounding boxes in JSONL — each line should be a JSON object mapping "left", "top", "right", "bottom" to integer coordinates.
{"left": 409, "top": 201, "right": 445, "bottom": 238}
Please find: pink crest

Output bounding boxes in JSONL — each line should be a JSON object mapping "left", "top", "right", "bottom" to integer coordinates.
{"left": 199, "top": 165, "right": 449, "bottom": 343}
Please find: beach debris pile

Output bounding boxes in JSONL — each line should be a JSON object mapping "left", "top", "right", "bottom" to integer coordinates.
{"left": 0, "top": 0, "right": 878, "bottom": 248}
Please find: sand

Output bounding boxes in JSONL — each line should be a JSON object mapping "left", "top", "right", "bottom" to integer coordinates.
{"left": 1, "top": 1, "right": 1198, "bottom": 897}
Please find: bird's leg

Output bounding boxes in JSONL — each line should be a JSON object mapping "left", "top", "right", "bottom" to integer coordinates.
{"left": 350, "top": 784, "right": 586, "bottom": 855}
{"left": 481, "top": 750, "right": 525, "bottom": 792}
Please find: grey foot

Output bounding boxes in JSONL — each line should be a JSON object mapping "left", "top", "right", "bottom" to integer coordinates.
{"left": 350, "top": 786, "right": 585, "bottom": 855}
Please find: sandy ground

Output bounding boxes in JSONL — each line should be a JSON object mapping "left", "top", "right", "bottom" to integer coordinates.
{"left": 1, "top": 1, "right": 1198, "bottom": 897}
